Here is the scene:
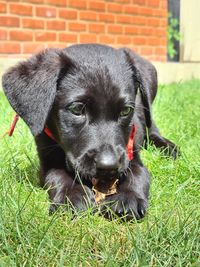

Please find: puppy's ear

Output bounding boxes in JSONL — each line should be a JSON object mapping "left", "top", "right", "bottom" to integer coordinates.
{"left": 2, "top": 49, "right": 73, "bottom": 136}
{"left": 122, "top": 48, "right": 157, "bottom": 128}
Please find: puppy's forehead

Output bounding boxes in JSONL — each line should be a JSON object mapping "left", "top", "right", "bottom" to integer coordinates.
{"left": 59, "top": 45, "right": 135, "bottom": 104}
{"left": 64, "top": 44, "right": 132, "bottom": 84}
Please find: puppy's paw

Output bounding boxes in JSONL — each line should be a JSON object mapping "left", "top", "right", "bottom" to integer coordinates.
{"left": 67, "top": 184, "right": 96, "bottom": 212}
{"left": 100, "top": 191, "right": 148, "bottom": 221}
{"left": 49, "top": 184, "right": 96, "bottom": 214}
{"left": 159, "top": 139, "right": 180, "bottom": 160}
{"left": 160, "top": 140, "right": 180, "bottom": 160}
{"left": 167, "top": 144, "right": 180, "bottom": 160}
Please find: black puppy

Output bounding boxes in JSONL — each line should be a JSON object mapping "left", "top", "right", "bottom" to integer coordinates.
{"left": 2, "top": 44, "right": 178, "bottom": 220}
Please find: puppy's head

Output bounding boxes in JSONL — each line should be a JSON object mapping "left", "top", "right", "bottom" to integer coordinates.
{"left": 2, "top": 44, "right": 152, "bottom": 191}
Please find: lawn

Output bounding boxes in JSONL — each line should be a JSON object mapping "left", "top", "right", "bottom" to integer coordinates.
{"left": 0, "top": 80, "right": 199, "bottom": 266}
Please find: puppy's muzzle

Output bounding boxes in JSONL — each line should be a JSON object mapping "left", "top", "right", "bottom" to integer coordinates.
{"left": 91, "top": 145, "right": 123, "bottom": 193}
{"left": 78, "top": 143, "right": 126, "bottom": 180}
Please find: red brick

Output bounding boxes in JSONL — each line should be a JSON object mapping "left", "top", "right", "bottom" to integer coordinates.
{"left": 89, "top": 1, "right": 105, "bottom": 11}
{"left": 153, "top": 9, "right": 167, "bottom": 17}
{"left": 44, "top": 0, "right": 67, "bottom": 6}
{"left": 68, "top": 0, "right": 87, "bottom": 9}
{"left": 23, "top": 0, "right": 43, "bottom": 3}
{"left": 155, "top": 47, "right": 166, "bottom": 55}
{"left": 0, "top": 0, "right": 167, "bottom": 60}
{"left": 0, "top": 2, "right": 6, "bottom": 13}
{"left": 22, "top": 18, "right": 45, "bottom": 29}
{"left": 147, "top": 0, "right": 160, "bottom": 7}
{"left": 139, "top": 7, "right": 153, "bottom": 16}
{"left": 139, "top": 27, "right": 154, "bottom": 35}
{"left": 132, "top": 17, "right": 147, "bottom": 25}
{"left": 0, "top": 43, "right": 20, "bottom": 54}
{"left": 45, "top": 43, "right": 67, "bottom": 49}
{"left": 59, "top": 9, "right": 77, "bottom": 19}
{"left": 133, "top": 37, "right": 146, "bottom": 45}
{"left": 23, "top": 43, "right": 45, "bottom": 54}
{"left": 154, "top": 28, "right": 166, "bottom": 37}
{"left": 46, "top": 20, "right": 65, "bottom": 30}
{"left": 0, "top": 16, "right": 19, "bottom": 27}
{"left": 36, "top": 6, "right": 56, "bottom": 18}
{"left": 160, "top": 18, "right": 167, "bottom": 26}
{"left": 140, "top": 47, "right": 153, "bottom": 55}
{"left": 160, "top": 37, "right": 166, "bottom": 45}
{"left": 80, "top": 33, "right": 97, "bottom": 43}
{"left": 161, "top": 0, "right": 167, "bottom": 9}
{"left": 10, "top": 30, "right": 33, "bottom": 41}
{"left": 99, "top": 35, "right": 115, "bottom": 44}
{"left": 10, "top": 3, "right": 33, "bottom": 16}
{"left": 124, "top": 6, "right": 139, "bottom": 15}
{"left": 98, "top": 13, "right": 115, "bottom": 22}
{"left": 80, "top": 11, "right": 97, "bottom": 21}
{"left": 124, "top": 26, "right": 139, "bottom": 35}
{"left": 116, "top": 15, "right": 132, "bottom": 24}
{"left": 89, "top": 23, "right": 105, "bottom": 33}
{"left": 0, "top": 29, "right": 7, "bottom": 40}
{"left": 148, "top": 18, "right": 160, "bottom": 26}
{"left": 68, "top": 22, "right": 86, "bottom": 32}
{"left": 133, "top": 0, "right": 146, "bottom": 4}
{"left": 115, "top": 0, "right": 131, "bottom": 2}
{"left": 128, "top": 46, "right": 140, "bottom": 54}
{"left": 35, "top": 32, "right": 57, "bottom": 41}
{"left": 107, "top": 3, "right": 122, "bottom": 13}
{"left": 117, "top": 36, "right": 131, "bottom": 45}
{"left": 107, "top": 25, "right": 123, "bottom": 34}
{"left": 59, "top": 33, "right": 77, "bottom": 43}
{"left": 148, "top": 37, "right": 160, "bottom": 45}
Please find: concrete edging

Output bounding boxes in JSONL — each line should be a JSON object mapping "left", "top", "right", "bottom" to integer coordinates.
{"left": 153, "top": 62, "right": 200, "bottom": 84}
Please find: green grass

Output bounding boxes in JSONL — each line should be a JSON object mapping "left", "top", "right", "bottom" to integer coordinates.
{"left": 0, "top": 80, "right": 199, "bottom": 266}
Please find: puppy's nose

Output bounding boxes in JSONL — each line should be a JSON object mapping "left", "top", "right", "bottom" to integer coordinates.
{"left": 96, "top": 151, "right": 119, "bottom": 173}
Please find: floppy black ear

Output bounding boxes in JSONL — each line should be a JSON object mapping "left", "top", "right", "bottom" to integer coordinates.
{"left": 2, "top": 49, "right": 72, "bottom": 136}
{"left": 122, "top": 48, "right": 158, "bottom": 128}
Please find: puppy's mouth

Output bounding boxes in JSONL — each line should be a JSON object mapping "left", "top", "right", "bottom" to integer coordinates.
{"left": 91, "top": 177, "right": 118, "bottom": 194}
{"left": 91, "top": 169, "right": 120, "bottom": 193}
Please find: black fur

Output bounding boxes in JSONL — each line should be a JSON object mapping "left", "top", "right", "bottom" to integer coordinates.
{"left": 2, "top": 44, "right": 178, "bottom": 220}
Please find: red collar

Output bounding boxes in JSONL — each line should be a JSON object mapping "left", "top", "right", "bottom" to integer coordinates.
{"left": 44, "top": 127, "right": 57, "bottom": 142}
{"left": 4, "top": 115, "right": 136, "bottom": 161}
{"left": 126, "top": 124, "right": 136, "bottom": 161}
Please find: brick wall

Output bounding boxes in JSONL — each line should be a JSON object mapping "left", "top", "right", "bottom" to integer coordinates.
{"left": 0, "top": 0, "right": 167, "bottom": 61}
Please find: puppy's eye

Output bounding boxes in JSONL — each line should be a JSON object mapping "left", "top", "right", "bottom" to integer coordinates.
{"left": 67, "top": 102, "right": 86, "bottom": 116}
{"left": 120, "top": 106, "right": 133, "bottom": 117}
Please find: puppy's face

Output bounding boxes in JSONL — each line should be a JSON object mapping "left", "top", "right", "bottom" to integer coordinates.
{"left": 49, "top": 57, "right": 136, "bottom": 186}
{"left": 3, "top": 44, "right": 151, "bottom": 191}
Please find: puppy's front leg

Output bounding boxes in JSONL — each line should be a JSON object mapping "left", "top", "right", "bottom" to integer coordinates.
{"left": 102, "top": 156, "right": 150, "bottom": 221}
{"left": 44, "top": 169, "right": 95, "bottom": 213}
